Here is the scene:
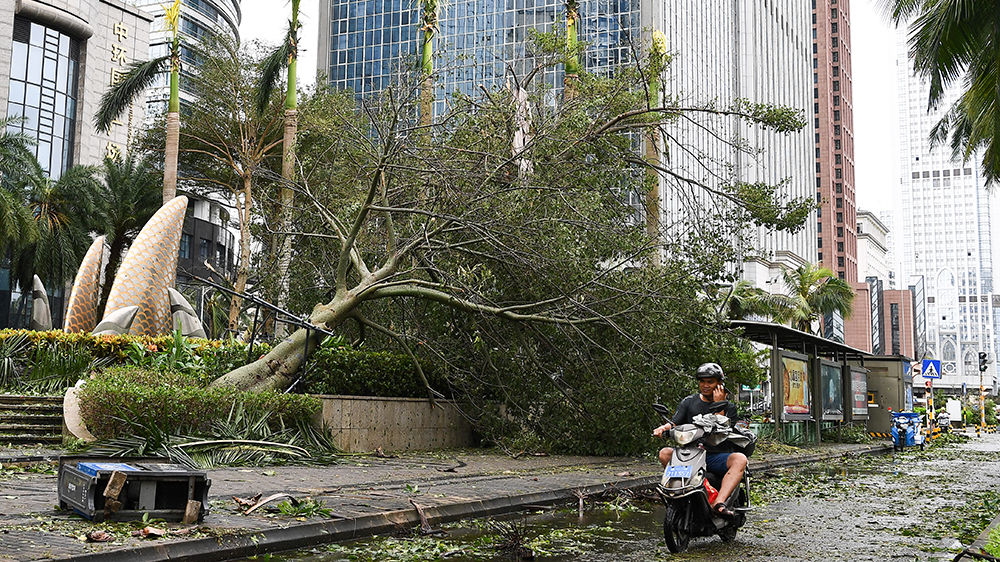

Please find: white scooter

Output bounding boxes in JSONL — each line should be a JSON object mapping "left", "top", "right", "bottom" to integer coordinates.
{"left": 652, "top": 403, "right": 752, "bottom": 553}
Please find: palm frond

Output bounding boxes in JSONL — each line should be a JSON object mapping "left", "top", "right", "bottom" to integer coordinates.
{"left": 95, "top": 56, "right": 170, "bottom": 132}
{"left": 256, "top": 40, "right": 294, "bottom": 115}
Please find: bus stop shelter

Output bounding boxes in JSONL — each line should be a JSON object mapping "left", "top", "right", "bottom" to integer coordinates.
{"left": 729, "top": 320, "right": 877, "bottom": 442}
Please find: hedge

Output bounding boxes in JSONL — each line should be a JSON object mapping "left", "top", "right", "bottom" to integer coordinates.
{"left": 304, "top": 347, "right": 448, "bottom": 399}
{"left": 77, "top": 366, "right": 320, "bottom": 438}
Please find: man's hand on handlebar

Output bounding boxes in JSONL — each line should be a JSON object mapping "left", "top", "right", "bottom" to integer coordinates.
{"left": 652, "top": 422, "right": 672, "bottom": 438}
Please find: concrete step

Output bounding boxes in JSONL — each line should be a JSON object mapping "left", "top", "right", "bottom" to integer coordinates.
{"left": 0, "top": 414, "right": 62, "bottom": 425}
{"left": 0, "top": 403, "right": 62, "bottom": 413}
{"left": 0, "top": 395, "right": 62, "bottom": 405}
{"left": 0, "top": 434, "right": 62, "bottom": 444}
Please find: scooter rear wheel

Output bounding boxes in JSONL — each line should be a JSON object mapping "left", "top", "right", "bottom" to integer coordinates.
{"left": 663, "top": 503, "right": 690, "bottom": 553}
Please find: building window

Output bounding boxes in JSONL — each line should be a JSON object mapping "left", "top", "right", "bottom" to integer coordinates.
{"left": 833, "top": 66, "right": 840, "bottom": 77}
{"left": 814, "top": 88, "right": 819, "bottom": 99}
{"left": 816, "top": 162, "right": 821, "bottom": 173}
{"left": 838, "top": 256, "right": 845, "bottom": 267}
{"left": 838, "top": 271, "right": 845, "bottom": 280}
{"left": 6, "top": 17, "right": 80, "bottom": 178}
{"left": 819, "top": 252, "right": 823, "bottom": 261}
{"left": 836, "top": 168, "right": 842, "bottom": 179}
{"left": 199, "top": 238, "right": 210, "bottom": 262}
{"left": 835, "top": 139, "right": 841, "bottom": 150}
{"left": 834, "top": 124, "right": 841, "bottom": 135}
{"left": 836, "top": 212, "right": 843, "bottom": 223}
{"left": 836, "top": 182, "right": 842, "bottom": 193}
{"left": 837, "top": 226, "right": 844, "bottom": 237}
{"left": 818, "top": 222, "right": 822, "bottom": 233}
{"left": 833, "top": 81, "right": 840, "bottom": 92}
{"left": 831, "top": 7, "right": 837, "bottom": 18}
{"left": 814, "top": 102, "right": 819, "bottom": 114}
{"left": 837, "top": 241, "right": 844, "bottom": 252}
{"left": 835, "top": 154, "right": 842, "bottom": 165}
{"left": 179, "top": 234, "right": 190, "bottom": 259}
{"left": 836, "top": 197, "right": 843, "bottom": 208}
{"left": 832, "top": 51, "right": 839, "bottom": 62}
{"left": 831, "top": 23, "right": 838, "bottom": 34}
{"left": 818, "top": 238, "right": 823, "bottom": 248}
{"left": 216, "top": 244, "right": 226, "bottom": 267}
{"left": 832, "top": 37, "right": 838, "bottom": 48}
{"left": 834, "top": 110, "right": 841, "bottom": 122}
{"left": 834, "top": 95, "right": 840, "bottom": 106}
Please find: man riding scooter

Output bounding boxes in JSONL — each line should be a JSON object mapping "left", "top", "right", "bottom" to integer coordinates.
{"left": 652, "top": 363, "right": 748, "bottom": 519}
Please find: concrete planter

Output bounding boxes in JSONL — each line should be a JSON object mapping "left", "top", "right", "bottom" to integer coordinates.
{"left": 313, "top": 395, "right": 475, "bottom": 453}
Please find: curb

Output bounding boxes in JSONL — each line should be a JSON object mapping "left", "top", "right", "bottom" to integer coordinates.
{"left": 48, "top": 444, "right": 890, "bottom": 562}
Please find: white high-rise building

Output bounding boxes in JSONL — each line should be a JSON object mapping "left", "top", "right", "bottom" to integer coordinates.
{"left": 895, "top": 26, "right": 995, "bottom": 392}
{"left": 317, "top": 0, "right": 817, "bottom": 283}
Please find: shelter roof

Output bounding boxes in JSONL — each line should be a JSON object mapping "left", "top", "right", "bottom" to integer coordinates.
{"left": 728, "top": 320, "right": 873, "bottom": 362}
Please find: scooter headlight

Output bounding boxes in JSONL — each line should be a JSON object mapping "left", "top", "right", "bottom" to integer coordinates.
{"left": 673, "top": 428, "right": 698, "bottom": 446}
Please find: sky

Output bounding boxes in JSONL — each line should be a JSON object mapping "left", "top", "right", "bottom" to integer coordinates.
{"left": 237, "top": 0, "right": 900, "bottom": 216}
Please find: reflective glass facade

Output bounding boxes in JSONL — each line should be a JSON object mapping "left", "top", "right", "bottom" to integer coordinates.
{"left": 5, "top": 17, "right": 79, "bottom": 178}
{"left": 322, "top": 0, "right": 641, "bottom": 104}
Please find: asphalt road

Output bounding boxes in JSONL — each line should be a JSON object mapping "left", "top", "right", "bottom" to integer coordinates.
{"left": 658, "top": 432, "right": 1000, "bottom": 561}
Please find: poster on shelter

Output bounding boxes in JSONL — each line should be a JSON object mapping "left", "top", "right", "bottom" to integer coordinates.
{"left": 851, "top": 368, "right": 868, "bottom": 417}
{"left": 781, "top": 355, "right": 810, "bottom": 416}
{"left": 821, "top": 362, "right": 843, "bottom": 419}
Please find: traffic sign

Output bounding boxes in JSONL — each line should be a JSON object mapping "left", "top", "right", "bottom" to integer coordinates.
{"left": 922, "top": 359, "right": 942, "bottom": 379}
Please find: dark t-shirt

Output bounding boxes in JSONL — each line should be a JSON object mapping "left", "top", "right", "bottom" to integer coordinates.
{"left": 671, "top": 393, "right": 739, "bottom": 453}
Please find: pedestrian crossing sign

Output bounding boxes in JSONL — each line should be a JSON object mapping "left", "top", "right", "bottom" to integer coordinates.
{"left": 922, "top": 359, "right": 941, "bottom": 379}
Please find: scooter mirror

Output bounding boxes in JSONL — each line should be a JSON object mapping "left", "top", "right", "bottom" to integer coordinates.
{"left": 652, "top": 403, "right": 671, "bottom": 421}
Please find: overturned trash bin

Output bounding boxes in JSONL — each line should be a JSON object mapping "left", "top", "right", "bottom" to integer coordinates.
{"left": 57, "top": 456, "right": 211, "bottom": 522}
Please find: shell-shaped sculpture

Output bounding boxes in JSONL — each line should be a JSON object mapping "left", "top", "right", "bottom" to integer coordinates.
{"left": 92, "top": 305, "right": 139, "bottom": 336}
{"left": 64, "top": 236, "right": 107, "bottom": 333}
{"left": 29, "top": 275, "right": 52, "bottom": 331}
{"left": 168, "top": 287, "right": 207, "bottom": 338}
{"left": 100, "top": 196, "right": 187, "bottom": 336}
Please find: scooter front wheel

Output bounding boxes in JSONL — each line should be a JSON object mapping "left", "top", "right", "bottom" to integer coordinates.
{"left": 663, "top": 503, "right": 690, "bottom": 553}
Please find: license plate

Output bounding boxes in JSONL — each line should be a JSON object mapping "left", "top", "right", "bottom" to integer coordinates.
{"left": 664, "top": 465, "right": 692, "bottom": 478}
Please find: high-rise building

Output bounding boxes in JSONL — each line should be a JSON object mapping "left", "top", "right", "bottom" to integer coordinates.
{"left": 896, "top": 25, "right": 995, "bottom": 392}
{"left": 813, "top": 0, "right": 857, "bottom": 282}
{"left": 317, "top": 0, "right": 818, "bottom": 284}
{"left": 856, "top": 210, "right": 889, "bottom": 282}
{"left": 0, "top": 0, "right": 152, "bottom": 326}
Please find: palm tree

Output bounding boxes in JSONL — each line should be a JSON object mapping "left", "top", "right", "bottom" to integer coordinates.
{"left": 645, "top": 29, "right": 668, "bottom": 267}
{"left": 772, "top": 263, "right": 854, "bottom": 334}
{"left": 0, "top": 118, "right": 41, "bottom": 250}
{"left": 563, "top": 0, "right": 580, "bottom": 99}
{"left": 880, "top": 0, "right": 1000, "bottom": 184}
{"left": 419, "top": 0, "right": 441, "bottom": 128}
{"left": 95, "top": 0, "right": 183, "bottom": 204}
{"left": 11, "top": 161, "right": 100, "bottom": 292}
{"left": 91, "top": 153, "right": 163, "bottom": 317}
{"left": 724, "top": 264, "right": 854, "bottom": 335}
{"left": 257, "top": 0, "right": 303, "bottom": 332}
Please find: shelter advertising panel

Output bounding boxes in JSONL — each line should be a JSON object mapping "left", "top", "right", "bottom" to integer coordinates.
{"left": 850, "top": 366, "right": 868, "bottom": 419}
{"left": 781, "top": 351, "right": 811, "bottom": 421}
{"left": 819, "top": 360, "right": 843, "bottom": 421}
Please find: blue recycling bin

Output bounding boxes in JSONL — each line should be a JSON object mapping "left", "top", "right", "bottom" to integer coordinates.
{"left": 890, "top": 412, "right": 925, "bottom": 451}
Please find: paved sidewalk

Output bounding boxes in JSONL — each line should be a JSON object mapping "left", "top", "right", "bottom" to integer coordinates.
{"left": 0, "top": 442, "right": 890, "bottom": 562}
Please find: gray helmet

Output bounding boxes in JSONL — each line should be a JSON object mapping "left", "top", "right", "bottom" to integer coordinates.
{"left": 695, "top": 362, "right": 725, "bottom": 381}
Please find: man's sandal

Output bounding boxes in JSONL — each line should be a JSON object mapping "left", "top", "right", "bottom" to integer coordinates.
{"left": 712, "top": 502, "right": 735, "bottom": 519}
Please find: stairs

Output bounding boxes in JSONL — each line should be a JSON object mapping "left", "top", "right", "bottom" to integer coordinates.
{"left": 0, "top": 395, "right": 63, "bottom": 444}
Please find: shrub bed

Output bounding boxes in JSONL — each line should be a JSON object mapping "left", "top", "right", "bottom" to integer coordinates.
{"left": 304, "top": 347, "right": 448, "bottom": 398}
{"left": 77, "top": 366, "right": 319, "bottom": 438}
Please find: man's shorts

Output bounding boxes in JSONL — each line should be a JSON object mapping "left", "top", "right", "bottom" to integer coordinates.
{"left": 706, "top": 452, "right": 731, "bottom": 476}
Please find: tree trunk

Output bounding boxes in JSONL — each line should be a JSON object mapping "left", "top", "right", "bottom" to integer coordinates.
{"left": 97, "top": 229, "right": 128, "bottom": 319}
{"left": 275, "top": 108, "right": 297, "bottom": 336}
{"left": 228, "top": 175, "right": 253, "bottom": 332}
{"left": 211, "top": 292, "right": 358, "bottom": 391}
{"left": 645, "top": 130, "right": 661, "bottom": 268}
{"left": 163, "top": 112, "right": 180, "bottom": 204}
